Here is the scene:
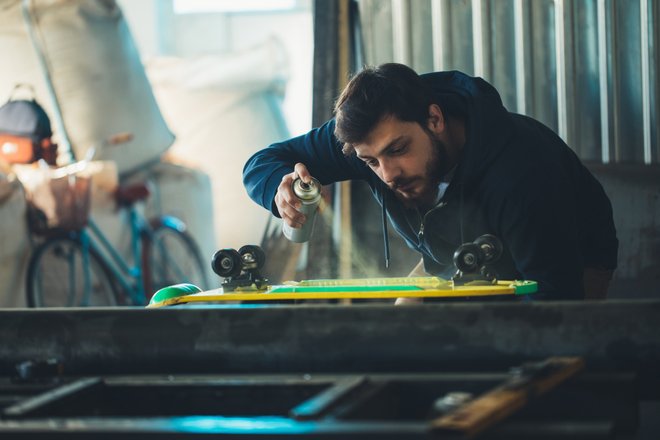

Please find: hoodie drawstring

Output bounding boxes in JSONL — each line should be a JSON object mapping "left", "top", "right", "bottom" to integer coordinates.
{"left": 459, "top": 182, "right": 465, "bottom": 244}
{"left": 382, "top": 195, "right": 390, "bottom": 269}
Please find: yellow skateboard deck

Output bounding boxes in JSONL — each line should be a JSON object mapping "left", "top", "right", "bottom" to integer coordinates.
{"left": 147, "top": 277, "right": 537, "bottom": 308}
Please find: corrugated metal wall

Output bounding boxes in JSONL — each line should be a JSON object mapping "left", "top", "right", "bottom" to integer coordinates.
{"left": 358, "top": 0, "right": 659, "bottom": 164}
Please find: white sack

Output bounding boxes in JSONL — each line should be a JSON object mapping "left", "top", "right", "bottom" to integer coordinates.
{"left": 146, "top": 40, "right": 290, "bottom": 251}
{"left": 126, "top": 160, "right": 216, "bottom": 289}
{"left": 0, "top": 173, "right": 29, "bottom": 307}
{"left": 2, "top": 0, "right": 174, "bottom": 173}
{"left": 0, "top": 1, "right": 57, "bottom": 143}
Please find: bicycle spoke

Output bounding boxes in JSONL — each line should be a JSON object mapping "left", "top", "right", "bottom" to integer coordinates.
{"left": 65, "top": 244, "right": 79, "bottom": 307}
{"left": 145, "top": 221, "right": 208, "bottom": 295}
{"left": 27, "top": 237, "right": 118, "bottom": 308}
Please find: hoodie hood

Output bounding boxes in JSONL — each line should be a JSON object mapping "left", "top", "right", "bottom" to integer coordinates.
{"left": 375, "top": 72, "right": 516, "bottom": 273}
{"left": 421, "top": 71, "right": 514, "bottom": 191}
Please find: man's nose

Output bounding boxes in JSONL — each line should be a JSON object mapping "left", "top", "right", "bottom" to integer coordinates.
{"left": 380, "top": 159, "right": 401, "bottom": 184}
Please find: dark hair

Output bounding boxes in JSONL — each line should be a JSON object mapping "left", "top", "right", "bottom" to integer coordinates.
{"left": 334, "top": 63, "right": 433, "bottom": 155}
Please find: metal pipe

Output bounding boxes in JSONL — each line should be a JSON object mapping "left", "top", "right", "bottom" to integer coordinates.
{"left": 514, "top": 0, "right": 526, "bottom": 115}
{"left": 471, "top": 0, "right": 484, "bottom": 76}
{"left": 555, "top": 0, "right": 568, "bottom": 141}
{"left": 392, "top": 0, "right": 412, "bottom": 65}
{"left": 597, "top": 0, "right": 610, "bottom": 163}
{"left": 431, "top": 0, "right": 445, "bottom": 71}
{"left": 640, "top": 0, "right": 652, "bottom": 164}
{"left": 338, "top": 0, "right": 352, "bottom": 281}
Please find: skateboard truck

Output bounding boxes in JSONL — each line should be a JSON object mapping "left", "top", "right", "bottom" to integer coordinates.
{"left": 452, "top": 234, "right": 503, "bottom": 286}
{"left": 211, "top": 245, "right": 268, "bottom": 291}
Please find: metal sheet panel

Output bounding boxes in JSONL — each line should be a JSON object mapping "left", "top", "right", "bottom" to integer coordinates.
{"left": 357, "top": 0, "right": 658, "bottom": 165}
{"left": 528, "top": 0, "right": 559, "bottom": 133}
{"left": 613, "top": 0, "right": 645, "bottom": 162}
{"left": 446, "top": 0, "right": 475, "bottom": 74}
{"left": 487, "top": 0, "right": 517, "bottom": 112}
{"left": 358, "top": 0, "right": 394, "bottom": 65}
{"left": 410, "top": 0, "right": 434, "bottom": 73}
{"left": 570, "top": 0, "right": 601, "bottom": 160}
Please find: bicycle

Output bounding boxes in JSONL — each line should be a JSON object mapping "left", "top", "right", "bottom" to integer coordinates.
{"left": 23, "top": 135, "right": 209, "bottom": 307}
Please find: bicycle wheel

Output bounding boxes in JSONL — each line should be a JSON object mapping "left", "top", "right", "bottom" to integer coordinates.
{"left": 26, "top": 236, "right": 118, "bottom": 308}
{"left": 143, "top": 217, "right": 209, "bottom": 299}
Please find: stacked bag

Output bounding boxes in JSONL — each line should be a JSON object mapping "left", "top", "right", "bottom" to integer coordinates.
{"left": 0, "top": 0, "right": 217, "bottom": 307}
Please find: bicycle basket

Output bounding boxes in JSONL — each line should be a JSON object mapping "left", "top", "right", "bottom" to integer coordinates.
{"left": 13, "top": 164, "right": 92, "bottom": 233}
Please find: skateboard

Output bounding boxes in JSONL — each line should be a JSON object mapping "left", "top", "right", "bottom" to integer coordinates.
{"left": 147, "top": 235, "right": 537, "bottom": 308}
{"left": 147, "top": 277, "right": 538, "bottom": 308}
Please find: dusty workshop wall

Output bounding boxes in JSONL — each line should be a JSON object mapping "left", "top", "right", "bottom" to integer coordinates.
{"left": 351, "top": 0, "right": 660, "bottom": 296}
{"left": 590, "top": 164, "right": 660, "bottom": 298}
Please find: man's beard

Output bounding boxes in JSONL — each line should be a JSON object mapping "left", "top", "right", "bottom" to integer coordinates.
{"left": 391, "top": 135, "right": 448, "bottom": 209}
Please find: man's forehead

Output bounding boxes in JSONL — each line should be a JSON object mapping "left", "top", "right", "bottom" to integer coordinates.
{"left": 354, "top": 134, "right": 405, "bottom": 158}
{"left": 354, "top": 116, "right": 407, "bottom": 153}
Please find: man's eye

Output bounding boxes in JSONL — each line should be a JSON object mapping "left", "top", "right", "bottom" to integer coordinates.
{"left": 390, "top": 145, "right": 407, "bottom": 155}
{"left": 366, "top": 159, "right": 378, "bottom": 167}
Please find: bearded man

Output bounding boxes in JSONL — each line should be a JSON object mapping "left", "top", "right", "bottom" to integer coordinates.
{"left": 242, "top": 63, "right": 618, "bottom": 301}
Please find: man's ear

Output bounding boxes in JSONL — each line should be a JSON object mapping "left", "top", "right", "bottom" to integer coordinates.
{"left": 427, "top": 104, "right": 445, "bottom": 134}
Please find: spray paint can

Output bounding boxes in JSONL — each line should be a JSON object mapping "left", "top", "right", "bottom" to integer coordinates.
{"left": 282, "top": 177, "right": 322, "bottom": 243}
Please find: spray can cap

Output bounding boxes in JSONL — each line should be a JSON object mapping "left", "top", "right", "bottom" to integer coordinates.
{"left": 293, "top": 177, "right": 321, "bottom": 202}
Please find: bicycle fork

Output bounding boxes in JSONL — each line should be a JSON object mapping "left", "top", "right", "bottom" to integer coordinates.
{"left": 129, "top": 206, "right": 147, "bottom": 303}
{"left": 79, "top": 231, "right": 92, "bottom": 307}
{"left": 85, "top": 208, "right": 147, "bottom": 306}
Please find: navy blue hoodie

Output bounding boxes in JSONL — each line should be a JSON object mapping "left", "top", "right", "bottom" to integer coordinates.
{"left": 243, "top": 71, "right": 618, "bottom": 299}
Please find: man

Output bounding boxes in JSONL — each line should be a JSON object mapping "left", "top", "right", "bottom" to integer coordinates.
{"left": 243, "top": 63, "right": 618, "bottom": 300}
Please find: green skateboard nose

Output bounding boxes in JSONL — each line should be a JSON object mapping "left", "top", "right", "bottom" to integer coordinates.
{"left": 150, "top": 283, "right": 202, "bottom": 305}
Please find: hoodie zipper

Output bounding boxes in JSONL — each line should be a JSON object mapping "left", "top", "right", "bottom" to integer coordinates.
{"left": 418, "top": 202, "right": 446, "bottom": 241}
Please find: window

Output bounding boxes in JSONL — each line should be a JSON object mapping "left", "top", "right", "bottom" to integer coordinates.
{"left": 173, "top": 0, "right": 296, "bottom": 14}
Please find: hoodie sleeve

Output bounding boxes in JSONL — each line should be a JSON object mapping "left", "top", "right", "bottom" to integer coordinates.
{"left": 242, "top": 119, "right": 368, "bottom": 217}
{"left": 577, "top": 167, "right": 618, "bottom": 271}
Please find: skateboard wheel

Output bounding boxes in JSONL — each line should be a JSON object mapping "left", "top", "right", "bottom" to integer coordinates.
{"left": 474, "top": 234, "right": 503, "bottom": 263}
{"left": 453, "top": 243, "right": 483, "bottom": 273}
{"left": 211, "top": 248, "right": 242, "bottom": 278}
{"left": 238, "top": 245, "right": 266, "bottom": 270}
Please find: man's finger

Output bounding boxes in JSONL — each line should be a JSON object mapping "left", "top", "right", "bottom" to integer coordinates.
{"left": 278, "top": 173, "right": 299, "bottom": 199}
{"left": 395, "top": 297, "right": 423, "bottom": 305}
{"left": 294, "top": 163, "right": 312, "bottom": 184}
{"left": 278, "top": 196, "right": 306, "bottom": 227}
{"left": 282, "top": 209, "right": 306, "bottom": 228}
{"left": 275, "top": 183, "right": 306, "bottom": 225}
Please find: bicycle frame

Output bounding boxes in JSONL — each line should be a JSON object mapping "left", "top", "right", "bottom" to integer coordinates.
{"left": 79, "top": 204, "right": 148, "bottom": 306}
{"left": 23, "top": 130, "right": 208, "bottom": 307}
{"left": 27, "top": 183, "right": 208, "bottom": 307}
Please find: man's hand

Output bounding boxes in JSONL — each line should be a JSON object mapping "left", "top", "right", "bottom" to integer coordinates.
{"left": 395, "top": 258, "right": 426, "bottom": 305}
{"left": 275, "top": 163, "right": 315, "bottom": 229}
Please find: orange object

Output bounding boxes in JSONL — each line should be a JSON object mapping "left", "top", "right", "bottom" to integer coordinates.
{"left": 0, "top": 134, "right": 35, "bottom": 164}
